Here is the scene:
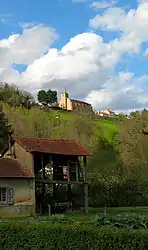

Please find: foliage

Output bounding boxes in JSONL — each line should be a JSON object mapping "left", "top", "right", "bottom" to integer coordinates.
{"left": 29, "top": 214, "right": 74, "bottom": 224}
{"left": 0, "top": 105, "right": 9, "bottom": 151}
{"left": 0, "top": 82, "right": 34, "bottom": 108}
{"left": 0, "top": 222, "right": 148, "bottom": 249}
{"left": 88, "top": 178, "right": 148, "bottom": 207}
{"left": 93, "top": 213, "right": 148, "bottom": 229}
{"left": 118, "top": 109, "right": 148, "bottom": 177}
{"left": 37, "top": 89, "right": 57, "bottom": 106}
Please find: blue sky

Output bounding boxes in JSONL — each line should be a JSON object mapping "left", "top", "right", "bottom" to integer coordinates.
{"left": 0, "top": 0, "right": 92, "bottom": 46}
{"left": 0, "top": 0, "right": 148, "bottom": 112}
{"left": 0, "top": 0, "right": 138, "bottom": 48}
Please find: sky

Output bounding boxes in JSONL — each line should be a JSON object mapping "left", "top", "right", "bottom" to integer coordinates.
{"left": 0, "top": 0, "right": 148, "bottom": 113}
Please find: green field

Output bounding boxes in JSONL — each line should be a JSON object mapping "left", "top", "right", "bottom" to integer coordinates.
{"left": 49, "top": 109, "right": 119, "bottom": 144}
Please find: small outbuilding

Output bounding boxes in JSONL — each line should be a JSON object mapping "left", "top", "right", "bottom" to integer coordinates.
{"left": 1, "top": 136, "right": 92, "bottom": 217}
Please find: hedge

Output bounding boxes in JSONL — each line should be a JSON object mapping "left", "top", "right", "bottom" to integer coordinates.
{"left": 0, "top": 222, "right": 148, "bottom": 249}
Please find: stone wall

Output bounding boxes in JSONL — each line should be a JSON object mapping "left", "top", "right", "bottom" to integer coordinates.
{"left": 71, "top": 101, "right": 92, "bottom": 113}
{"left": 0, "top": 178, "right": 35, "bottom": 218}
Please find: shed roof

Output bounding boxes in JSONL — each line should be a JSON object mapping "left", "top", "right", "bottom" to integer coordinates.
{"left": 0, "top": 158, "right": 33, "bottom": 178}
{"left": 15, "top": 137, "right": 92, "bottom": 156}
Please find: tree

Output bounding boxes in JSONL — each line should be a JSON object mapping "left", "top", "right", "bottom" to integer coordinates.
{"left": 118, "top": 113, "right": 126, "bottom": 121}
{"left": 37, "top": 90, "right": 47, "bottom": 106}
{"left": 37, "top": 89, "right": 57, "bottom": 106}
{"left": 0, "top": 82, "right": 35, "bottom": 108}
{"left": 0, "top": 105, "right": 9, "bottom": 152}
{"left": 118, "top": 109, "right": 148, "bottom": 178}
{"left": 46, "top": 90, "right": 57, "bottom": 106}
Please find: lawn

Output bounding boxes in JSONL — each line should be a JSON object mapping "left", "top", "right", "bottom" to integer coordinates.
{"left": 65, "top": 206, "right": 148, "bottom": 222}
{"left": 1, "top": 206, "right": 148, "bottom": 223}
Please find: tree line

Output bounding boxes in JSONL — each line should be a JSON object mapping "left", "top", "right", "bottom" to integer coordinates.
{"left": 0, "top": 82, "right": 58, "bottom": 108}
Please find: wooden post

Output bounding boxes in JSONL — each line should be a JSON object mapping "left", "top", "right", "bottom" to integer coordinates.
{"left": 40, "top": 154, "right": 45, "bottom": 215}
{"left": 83, "top": 156, "right": 87, "bottom": 181}
{"left": 67, "top": 184, "right": 72, "bottom": 211}
{"left": 53, "top": 183, "right": 56, "bottom": 214}
{"left": 41, "top": 154, "right": 45, "bottom": 180}
{"left": 48, "top": 204, "right": 51, "bottom": 216}
{"left": 67, "top": 163, "right": 70, "bottom": 182}
{"left": 76, "top": 162, "right": 78, "bottom": 182}
{"left": 83, "top": 156, "right": 88, "bottom": 213}
{"left": 84, "top": 183, "right": 88, "bottom": 213}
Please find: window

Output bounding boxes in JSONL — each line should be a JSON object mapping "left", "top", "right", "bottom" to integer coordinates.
{"left": 0, "top": 188, "right": 7, "bottom": 202}
{"left": 0, "top": 188, "right": 13, "bottom": 205}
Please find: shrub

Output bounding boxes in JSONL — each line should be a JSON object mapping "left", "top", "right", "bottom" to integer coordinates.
{"left": 0, "top": 222, "right": 148, "bottom": 249}
{"left": 89, "top": 179, "right": 148, "bottom": 207}
{"left": 29, "top": 214, "right": 74, "bottom": 224}
{"left": 93, "top": 213, "right": 148, "bottom": 229}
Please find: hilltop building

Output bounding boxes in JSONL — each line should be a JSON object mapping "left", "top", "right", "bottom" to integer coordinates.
{"left": 97, "top": 109, "right": 116, "bottom": 118}
{"left": 59, "top": 89, "right": 93, "bottom": 113}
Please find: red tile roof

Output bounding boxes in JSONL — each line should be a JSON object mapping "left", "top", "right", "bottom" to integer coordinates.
{"left": 15, "top": 137, "right": 92, "bottom": 156}
{"left": 108, "top": 110, "right": 114, "bottom": 113}
{"left": 0, "top": 158, "right": 33, "bottom": 178}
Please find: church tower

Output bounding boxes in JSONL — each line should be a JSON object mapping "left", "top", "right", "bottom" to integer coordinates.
{"left": 59, "top": 89, "right": 68, "bottom": 110}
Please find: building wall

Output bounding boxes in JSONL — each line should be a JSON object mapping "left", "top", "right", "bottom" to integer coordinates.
{"left": 67, "top": 98, "right": 73, "bottom": 111}
{"left": 59, "top": 91, "right": 92, "bottom": 113}
{"left": 4, "top": 142, "right": 34, "bottom": 175}
{"left": 0, "top": 178, "right": 35, "bottom": 217}
{"left": 71, "top": 101, "right": 92, "bottom": 113}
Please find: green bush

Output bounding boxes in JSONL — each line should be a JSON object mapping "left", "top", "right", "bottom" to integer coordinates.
{"left": 29, "top": 214, "right": 74, "bottom": 224}
{"left": 89, "top": 179, "right": 148, "bottom": 207}
{"left": 0, "top": 222, "right": 148, "bottom": 249}
{"left": 93, "top": 213, "right": 148, "bottom": 229}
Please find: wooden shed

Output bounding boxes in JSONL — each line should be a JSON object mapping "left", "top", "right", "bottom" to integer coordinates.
{"left": 2, "top": 136, "right": 92, "bottom": 216}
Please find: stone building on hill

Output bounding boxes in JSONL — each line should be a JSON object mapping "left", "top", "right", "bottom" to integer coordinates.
{"left": 59, "top": 89, "right": 93, "bottom": 113}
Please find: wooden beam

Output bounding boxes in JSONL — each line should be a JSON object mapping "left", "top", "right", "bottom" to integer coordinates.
{"left": 35, "top": 179, "right": 87, "bottom": 184}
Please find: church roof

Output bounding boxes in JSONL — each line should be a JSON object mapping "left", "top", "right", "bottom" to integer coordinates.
{"left": 70, "top": 99, "right": 91, "bottom": 106}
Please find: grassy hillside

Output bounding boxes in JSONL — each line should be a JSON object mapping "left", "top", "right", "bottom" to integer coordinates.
{"left": 47, "top": 109, "right": 118, "bottom": 142}
{"left": 2, "top": 104, "right": 119, "bottom": 147}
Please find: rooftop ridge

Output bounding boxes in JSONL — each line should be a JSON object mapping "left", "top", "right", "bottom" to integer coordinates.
{"left": 14, "top": 136, "right": 92, "bottom": 156}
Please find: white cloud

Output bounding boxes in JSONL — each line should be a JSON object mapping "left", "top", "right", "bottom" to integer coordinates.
{"left": 85, "top": 72, "right": 148, "bottom": 111}
{"left": 0, "top": 24, "right": 58, "bottom": 66}
{"left": 89, "top": 3, "right": 148, "bottom": 56}
{"left": 138, "top": 0, "right": 148, "bottom": 3}
{"left": 90, "top": 7, "right": 125, "bottom": 30}
{"left": 91, "top": 1, "right": 117, "bottom": 9}
{"left": 1, "top": 2, "right": 148, "bottom": 112}
{"left": 144, "top": 48, "right": 148, "bottom": 56}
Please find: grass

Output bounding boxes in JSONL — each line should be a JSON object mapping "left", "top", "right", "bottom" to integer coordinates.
{"left": 49, "top": 109, "right": 119, "bottom": 144}
{"left": 1, "top": 207, "right": 148, "bottom": 224}
{"left": 65, "top": 207, "right": 148, "bottom": 222}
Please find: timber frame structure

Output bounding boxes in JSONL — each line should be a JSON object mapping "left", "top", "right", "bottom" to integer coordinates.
{"left": 2, "top": 137, "right": 92, "bottom": 215}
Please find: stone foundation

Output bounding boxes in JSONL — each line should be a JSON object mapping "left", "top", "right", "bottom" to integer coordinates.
{"left": 0, "top": 204, "right": 35, "bottom": 218}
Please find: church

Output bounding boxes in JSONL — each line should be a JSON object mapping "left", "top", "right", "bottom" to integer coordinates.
{"left": 59, "top": 89, "right": 93, "bottom": 113}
